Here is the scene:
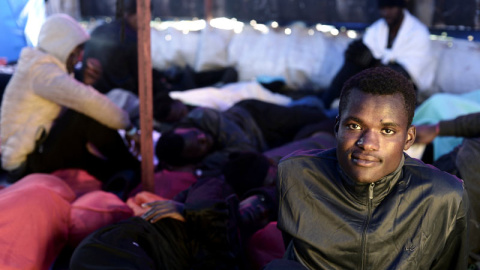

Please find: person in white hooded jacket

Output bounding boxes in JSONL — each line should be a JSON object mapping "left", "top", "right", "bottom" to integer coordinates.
{"left": 0, "top": 14, "right": 140, "bottom": 194}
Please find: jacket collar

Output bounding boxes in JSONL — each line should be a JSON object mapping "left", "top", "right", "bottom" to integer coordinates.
{"left": 337, "top": 154, "right": 405, "bottom": 205}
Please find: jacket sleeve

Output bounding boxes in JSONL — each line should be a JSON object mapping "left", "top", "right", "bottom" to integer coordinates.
{"left": 439, "top": 112, "right": 480, "bottom": 138}
{"left": 431, "top": 189, "right": 469, "bottom": 270}
{"left": 32, "top": 62, "right": 131, "bottom": 130}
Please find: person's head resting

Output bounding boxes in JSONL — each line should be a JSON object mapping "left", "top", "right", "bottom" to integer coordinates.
{"left": 153, "top": 96, "right": 189, "bottom": 123}
{"left": 37, "top": 14, "right": 90, "bottom": 74}
{"left": 155, "top": 127, "right": 214, "bottom": 169}
{"left": 377, "top": 0, "right": 405, "bottom": 27}
{"left": 222, "top": 152, "right": 277, "bottom": 198}
{"left": 335, "top": 67, "right": 416, "bottom": 184}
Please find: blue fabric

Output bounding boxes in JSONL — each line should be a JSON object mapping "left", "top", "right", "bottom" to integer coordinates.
{"left": 0, "top": 0, "right": 29, "bottom": 62}
{"left": 413, "top": 89, "right": 480, "bottom": 160}
{"left": 0, "top": 0, "right": 45, "bottom": 63}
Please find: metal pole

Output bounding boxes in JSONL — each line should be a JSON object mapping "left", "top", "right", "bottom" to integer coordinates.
{"left": 136, "top": 0, "right": 155, "bottom": 192}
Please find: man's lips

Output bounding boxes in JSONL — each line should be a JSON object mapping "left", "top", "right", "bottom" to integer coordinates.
{"left": 351, "top": 153, "right": 381, "bottom": 167}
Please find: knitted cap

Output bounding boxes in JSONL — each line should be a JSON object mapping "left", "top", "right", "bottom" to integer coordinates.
{"left": 378, "top": 0, "right": 406, "bottom": 8}
{"left": 37, "top": 14, "right": 90, "bottom": 65}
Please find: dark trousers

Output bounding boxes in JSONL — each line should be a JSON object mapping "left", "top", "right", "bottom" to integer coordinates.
{"left": 232, "top": 99, "right": 329, "bottom": 149}
{"left": 16, "top": 109, "right": 140, "bottom": 185}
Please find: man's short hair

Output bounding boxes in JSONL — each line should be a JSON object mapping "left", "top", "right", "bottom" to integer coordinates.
{"left": 155, "top": 129, "right": 186, "bottom": 167}
{"left": 338, "top": 67, "right": 416, "bottom": 126}
{"left": 378, "top": 0, "right": 406, "bottom": 8}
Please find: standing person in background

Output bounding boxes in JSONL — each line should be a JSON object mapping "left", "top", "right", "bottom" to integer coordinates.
{"left": 0, "top": 14, "right": 140, "bottom": 198}
{"left": 82, "top": 0, "right": 238, "bottom": 123}
{"left": 266, "top": 67, "right": 469, "bottom": 269}
{"left": 81, "top": 0, "right": 147, "bottom": 95}
{"left": 81, "top": 0, "right": 183, "bottom": 123}
{"left": 321, "top": 0, "right": 435, "bottom": 109}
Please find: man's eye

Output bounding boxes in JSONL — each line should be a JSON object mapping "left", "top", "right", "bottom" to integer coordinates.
{"left": 383, "top": 129, "right": 395, "bottom": 135}
{"left": 347, "top": 124, "right": 360, "bottom": 130}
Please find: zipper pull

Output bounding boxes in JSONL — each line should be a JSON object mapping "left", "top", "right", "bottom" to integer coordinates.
{"left": 369, "top": 183, "right": 375, "bottom": 200}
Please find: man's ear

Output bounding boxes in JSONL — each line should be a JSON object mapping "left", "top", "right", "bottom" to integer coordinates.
{"left": 403, "top": 125, "right": 416, "bottom": 150}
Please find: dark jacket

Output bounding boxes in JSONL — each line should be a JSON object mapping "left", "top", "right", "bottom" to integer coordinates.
{"left": 178, "top": 106, "right": 264, "bottom": 175}
{"left": 277, "top": 148, "right": 469, "bottom": 270}
{"left": 82, "top": 19, "right": 169, "bottom": 97}
{"left": 439, "top": 112, "right": 480, "bottom": 137}
{"left": 435, "top": 112, "right": 480, "bottom": 256}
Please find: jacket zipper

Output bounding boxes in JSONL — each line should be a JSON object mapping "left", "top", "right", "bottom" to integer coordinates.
{"left": 361, "top": 183, "right": 375, "bottom": 270}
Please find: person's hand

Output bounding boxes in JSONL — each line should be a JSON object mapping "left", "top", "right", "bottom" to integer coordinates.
{"left": 125, "top": 126, "right": 141, "bottom": 157}
{"left": 415, "top": 124, "right": 439, "bottom": 144}
{"left": 141, "top": 200, "right": 185, "bottom": 223}
{"left": 83, "top": 58, "right": 102, "bottom": 86}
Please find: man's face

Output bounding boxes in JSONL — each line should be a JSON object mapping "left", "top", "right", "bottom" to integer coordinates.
{"left": 335, "top": 89, "right": 415, "bottom": 183}
{"left": 66, "top": 44, "right": 84, "bottom": 74}
{"left": 174, "top": 127, "right": 214, "bottom": 160}
{"left": 379, "top": 6, "right": 404, "bottom": 27}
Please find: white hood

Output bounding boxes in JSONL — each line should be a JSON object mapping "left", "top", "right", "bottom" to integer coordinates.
{"left": 37, "top": 13, "right": 89, "bottom": 65}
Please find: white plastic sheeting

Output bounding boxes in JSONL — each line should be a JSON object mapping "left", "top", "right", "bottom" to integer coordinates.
{"left": 150, "top": 22, "right": 480, "bottom": 98}
{"left": 431, "top": 38, "right": 480, "bottom": 95}
{"left": 151, "top": 27, "right": 199, "bottom": 71}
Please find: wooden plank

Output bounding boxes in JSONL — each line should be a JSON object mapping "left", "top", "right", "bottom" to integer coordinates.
{"left": 136, "top": 0, "right": 154, "bottom": 192}
{"left": 204, "top": 0, "right": 213, "bottom": 22}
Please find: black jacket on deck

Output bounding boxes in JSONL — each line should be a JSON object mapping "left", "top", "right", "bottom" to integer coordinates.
{"left": 277, "top": 148, "right": 469, "bottom": 270}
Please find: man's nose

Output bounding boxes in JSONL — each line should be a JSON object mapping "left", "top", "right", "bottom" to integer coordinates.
{"left": 356, "top": 130, "right": 379, "bottom": 151}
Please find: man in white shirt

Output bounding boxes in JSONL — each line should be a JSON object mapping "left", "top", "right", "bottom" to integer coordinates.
{"left": 321, "top": 0, "right": 435, "bottom": 109}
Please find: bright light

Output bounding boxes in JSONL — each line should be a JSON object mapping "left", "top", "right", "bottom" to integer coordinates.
{"left": 316, "top": 23, "right": 335, "bottom": 33}
{"left": 285, "top": 28, "right": 292, "bottom": 35}
{"left": 271, "top": 21, "right": 279, "bottom": 28}
{"left": 177, "top": 20, "right": 206, "bottom": 31}
{"left": 468, "top": 35, "right": 474, "bottom": 41}
{"left": 153, "top": 20, "right": 206, "bottom": 32}
{"left": 253, "top": 24, "right": 269, "bottom": 34}
{"left": 250, "top": 20, "right": 257, "bottom": 26}
{"left": 330, "top": 28, "right": 339, "bottom": 36}
{"left": 308, "top": 29, "right": 315, "bottom": 36}
{"left": 346, "top": 30, "right": 357, "bottom": 39}
{"left": 234, "top": 26, "right": 243, "bottom": 34}
{"left": 210, "top": 17, "right": 244, "bottom": 31}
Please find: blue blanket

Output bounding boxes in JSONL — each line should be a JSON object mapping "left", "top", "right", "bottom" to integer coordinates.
{"left": 413, "top": 89, "right": 480, "bottom": 160}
